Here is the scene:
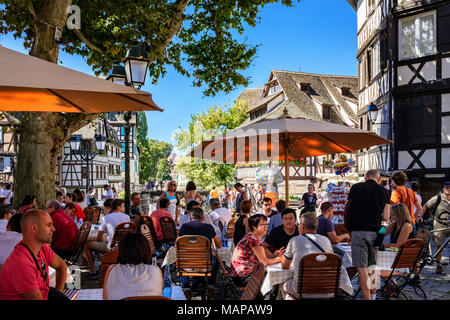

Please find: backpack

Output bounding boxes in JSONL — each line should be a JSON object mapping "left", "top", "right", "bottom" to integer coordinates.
{"left": 422, "top": 193, "right": 441, "bottom": 222}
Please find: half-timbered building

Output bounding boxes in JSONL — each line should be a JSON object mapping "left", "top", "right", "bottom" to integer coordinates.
{"left": 0, "top": 113, "right": 19, "bottom": 183}
{"left": 347, "top": 0, "right": 450, "bottom": 197}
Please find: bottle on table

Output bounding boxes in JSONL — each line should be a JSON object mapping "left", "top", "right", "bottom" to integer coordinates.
{"left": 163, "top": 265, "right": 172, "bottom": 298}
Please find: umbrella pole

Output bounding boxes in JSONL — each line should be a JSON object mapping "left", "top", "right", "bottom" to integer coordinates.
{"left": 284, "top": 140, "right": 289, "bottom": 207}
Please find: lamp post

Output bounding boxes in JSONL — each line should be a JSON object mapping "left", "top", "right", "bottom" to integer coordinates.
{"left": 69, "top": 133, "right": 106, "bottom": 193}
{"left": 106, "top": 43, "right": 150, "bottom": 216}
{"left": 367, "top": 102, "right": 388, "bottom": 125}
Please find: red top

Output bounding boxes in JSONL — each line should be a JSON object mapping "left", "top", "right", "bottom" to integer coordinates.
{"left": 0, "top": 242, "right": 55, "bottom": 300}
{"left": 74, "top": 204, "right": 86, "bottom": 223}
{"left": 17, "top": 205, "right": 33, "bottom": 214}
{"left": 150, "top": 209, "right": 174, "bottom": 241}
{"left": 230, "top": 233, "right": 261, "bottom": 278}
{"left": 50, "top": 209, "right": 79, "bottom": 251}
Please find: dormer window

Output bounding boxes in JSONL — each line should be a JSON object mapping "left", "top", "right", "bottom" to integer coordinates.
{"left": 300, "top": 82, "right": 311, "bottom": 92}
{"left": 322, "top": 104, "right": 332, "bottom": 120}
{"left": 341, "top": 87, "right": 351, "bottom": 96}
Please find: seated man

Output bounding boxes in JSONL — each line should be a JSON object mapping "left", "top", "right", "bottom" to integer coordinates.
{"left": 280, "top": 212, "right": 334, "bottom": 299}
{"left": 0, "top": 205, "right": 14, "bottom": 232}
{"left": 179, "top": 207, "right": 222, "bottom": 297}
{"left": 130, "top": 192, "right": 142, "bottom": 218}
{"left": 264, "top": 208, "right": 299, "bottom": 254}
{"left": 0, "top": 210, "right": 67, "bottom": 300}
{"left": 317, "top": 202, "right": 350, "bottom": 244}
{"left": 150, "top": 197, "right": 174, "bottom": 241}
{"left": 178, "top": 200, "right": 200, "bottom": 228}
{"left": 45, "top": 200, "right": 78, "bottom": 258}
{"left": 0, "top": 213, "right": 23, "bottom": 267}
{"left": 83, "top": 199, "right": 130, "bottom": 273}
{"left": 267, "top": 200, "right": 286, "bottom": 234}
{"left": 208, "top": 197, "right": 232, "bottom": 229}
{"left": 256, "top": 197, "right": 277, "bottom": 219}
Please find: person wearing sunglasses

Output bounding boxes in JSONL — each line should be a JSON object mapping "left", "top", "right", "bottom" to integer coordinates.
{"left": 157, "top": 181, "right": 180, "bottom": 224}
{"left": 0, "top": 210, "right": 67, "bottom": 300}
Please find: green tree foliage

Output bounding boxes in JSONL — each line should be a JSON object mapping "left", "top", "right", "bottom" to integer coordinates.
{"left": 136, "top": 111, "right": 148, "bottom": 147}
{"left": 173, "top": 100, "right": 250, "bottom": 189}
{"left": 155, "top": 158, "right": 172, "bottom": 182}
{"left": 0, "top": 0, "right": 298, "bottom": 207}
{"left": 139, "top": 139, "right": 173, "bottom": 183}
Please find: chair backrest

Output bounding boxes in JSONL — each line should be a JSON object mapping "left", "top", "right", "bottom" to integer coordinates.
{"left": 121, "top": 295, "right": 171, "bottom": 300}
{"left": 240, "top": 262, "right": 265, "bottom": 300}
{"left": 92, "top": 206, "right": 101, "bottom": 224}
{"left": 100, "top": 248, "right": 118, "bottom": 286}
{"left": 84, "top": 207, "right": 95, "bottom": 222}
{"left": 227, "top": 218, "right": 237, "bottom": 238}
{"left": 140, "top": 224, "right": 157, "bottom": 257}
{"left": 160, "top": 216, "right": 177, "bottom": 243}
{"left": 140, "top": 216, "right": 159, "bottom": 244}
{"left": 110, "top": 222, "right": 137, "bottom": 249}
{"left": 391, "top": 238, "right": 425, "bottom": 269}
{"left": 218, "top": 220, "right": 224, "bottom": 233}
{"left": 175, "top": 235, "right": 211, "bottom": 272}
{"left": 70, "top": 221, "right": 91, "bottom": 252}
{"left": 297, "top": 253, "right": 342, "bottom": 298}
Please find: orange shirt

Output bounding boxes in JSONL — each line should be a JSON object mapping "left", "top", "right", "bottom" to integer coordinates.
{"left": 390, "top": 186, "right": 418, "bottom": 224}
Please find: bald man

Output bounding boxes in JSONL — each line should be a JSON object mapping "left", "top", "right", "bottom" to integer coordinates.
{"left": 0, "top": 210, "right": 67, "bottom": 300}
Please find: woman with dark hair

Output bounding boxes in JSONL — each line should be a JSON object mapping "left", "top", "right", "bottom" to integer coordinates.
{"left": 70, "top": 192, "right": 86, "bottom": 225}
{"left": 179, "top": 181, "right": 205, "bottom": 208}
{"left": 233, "top": 200, "right": 252, "bottom": 246}
{"left": 73, "top": 188, "right": 87, "bottom": 209}
{"left": 103, "top": 232, "right": 163, "bottom": 300}
{"left": 17, "top": 195, "right": 37, "bottom": 214}
{"left": 230, "top": 214, "right": 285, "bottom": 286}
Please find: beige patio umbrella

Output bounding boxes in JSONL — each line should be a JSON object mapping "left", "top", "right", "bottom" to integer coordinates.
{"left": 190, "top": 109, "right": 391, "bottom": 206}
{"left": 0, "top": 45, "right": 162, "bottom": 112}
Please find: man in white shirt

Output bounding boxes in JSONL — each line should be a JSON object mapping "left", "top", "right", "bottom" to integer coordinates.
{"left": 83, "top": 199, "right": 130, "bottom": 273}
{"left": 3, "top": 184, "right": 13, "bottom": 206}
{"left": 280, "top": 212, "right": 334, "bottom": 299}
{"left": 179, "top": 200, "right": 221, "bottom": 237}
{"left": 102, "top": 184, "right": 114, "bottom": 200}
{"left": 0, "top": 212, "right": 23, "bottom": 266}
{"left": 0, "top": 205, "right": 14, "bottom": 233}
{"left": 208, "top": 197, "right": 232, "bottom": 231}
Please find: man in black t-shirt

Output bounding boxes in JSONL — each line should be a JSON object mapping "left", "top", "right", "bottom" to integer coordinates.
{"left": 346, "top": 169, "right": 390, "bottom": 301}
{"left": 264, "top": 208, "right": 299, "bottom": 253}
{"left": 179, "top": 207, "right": 222, "bottom": 294}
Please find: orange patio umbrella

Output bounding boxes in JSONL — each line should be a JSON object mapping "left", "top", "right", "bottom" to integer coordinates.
{"left": 190, "top": 110, "right": 391, "bottom": 206}
{"left": 0, "top": 45, "right": 162, "bottom": 113}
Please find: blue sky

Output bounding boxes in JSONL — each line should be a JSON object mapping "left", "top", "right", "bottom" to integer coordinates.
{"left": 0, "top": 0, "right": 357, "bottom": 148}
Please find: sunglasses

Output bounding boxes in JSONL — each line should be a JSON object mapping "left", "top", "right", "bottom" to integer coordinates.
{"left": 40, "top": 261, "right": 48, "bottom": 281}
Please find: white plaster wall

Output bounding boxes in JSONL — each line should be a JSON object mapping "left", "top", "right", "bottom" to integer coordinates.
{"left": 397, "top": 66, "right": 414, "bottom": 85}
{"left": 442, "top": 116, "right": 450, "bottom": 144}
{"left": 420, "top": 149, "right": 436, "bottom": 169}
{"left": 442, "top": 57, "right": 450, "bottom": 79}
{"left": 442, "top": 148, "right": 450, "bottom": 168}
{"left": 312, "top": 99, "right": 323, "bottom": 116}
{"left": 443, "top": 93, "right": 450, "bottom": 113}
{"left": 398, "top": 151, "right": 413, "bottom": 170}
{"left": 420, "top": 61, "right": 436, "bottom": 81}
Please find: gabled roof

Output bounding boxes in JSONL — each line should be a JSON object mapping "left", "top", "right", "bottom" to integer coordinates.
{"left": 246, "top": 90, "right": 284, "bottom": 114}
{"left": 240, "top": 70, "right": 358, "bottom": 127}
{"left": 346, "top": 0, "right": 358, "bottom": 10}
{"left": 235, "top": 87, "right": 264, "bottom": 107}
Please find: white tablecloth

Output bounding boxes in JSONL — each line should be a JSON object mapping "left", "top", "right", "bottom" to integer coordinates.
{"left": 75, "top": 285, "right": 186, "bottom": 300}
{"left": 261, "top": 263, "right": 354, "bottom": 297}
{"left": 337, "top": 245, "right": 401, "bottom": 271}
{"left": 162, "top": 239, "right": 235, "bottom": 267}
{"left": 49, "top": 266, "right": 75, "bottom": 288}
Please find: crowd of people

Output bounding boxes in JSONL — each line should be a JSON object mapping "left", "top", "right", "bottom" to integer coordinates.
{"left": 0, "top": 170, "right": 448, "bottom": 300}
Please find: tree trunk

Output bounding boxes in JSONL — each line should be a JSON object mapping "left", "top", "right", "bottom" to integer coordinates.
{"left": 13, "top": 0, "right": 100, "bottom": 209}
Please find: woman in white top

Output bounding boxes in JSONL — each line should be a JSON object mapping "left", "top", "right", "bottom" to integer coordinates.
{"left": 103, "top": 232, "right": 163, "bottom": 300}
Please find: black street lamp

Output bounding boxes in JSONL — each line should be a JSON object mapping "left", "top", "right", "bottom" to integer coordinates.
{"left": 106, "top": 43, "right": 149, "bottom": 216}
{"left": 69, "top": 133, "right": 106, "bottom": 193}
{"left": 367, "top": 102, "right": 388, "bottom": 125}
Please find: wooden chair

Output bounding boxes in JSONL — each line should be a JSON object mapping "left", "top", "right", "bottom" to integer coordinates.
{"left": 240, "top": 262, "right": 265, "bottom": 300}
{"left": 121, "top": 295, "right": 172, "bottom": 300}
{"left": 334, "top": 224, "right": 348, "bottom": 236}
{"left": 160, "top": 216, "right": 177, "bottom": 246}
{"left": 109, "top": 222, "right": 137, "bottom": 250}
{"left": 64, "top": 221, "right": 92, "bottom": 265}
{"left": 379, "top": 238, "right": 425, "bottom": 300}
{"left": 84, "top": 207, "right": 95, "bottom": 222}
{"left": 296, "top": 253, "right": 342, "bottom": 299}
{"left": 139, "top": 216, "right": 160, "bottom": 247}
{"left": 91, "top": 206, "right": 102, "bottom": 224}
{"left": 140, "top": 224, "right": 157, "bottom": 257}
{"left": 100, "top": 248, "right": 118, "bottom": 286}
{"left": 227, "top": 218, "right": 237, "bottom": 239}
{"left": 175, "top": 235, "right": 212, "bottom": 300}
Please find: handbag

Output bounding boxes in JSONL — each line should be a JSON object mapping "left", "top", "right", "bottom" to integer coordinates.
{"left": 18, "top": 243, "right": 69, "bottom": 301}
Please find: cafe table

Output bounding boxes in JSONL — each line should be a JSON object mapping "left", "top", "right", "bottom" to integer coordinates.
{"left": 75, "top": 285, "right": 186, "bottom": 300}
{"left": 161, "top": 238, "right": 235, "bottom": 267}
{"left": 260, "top": 262, "right": 354, "bottom": 297}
